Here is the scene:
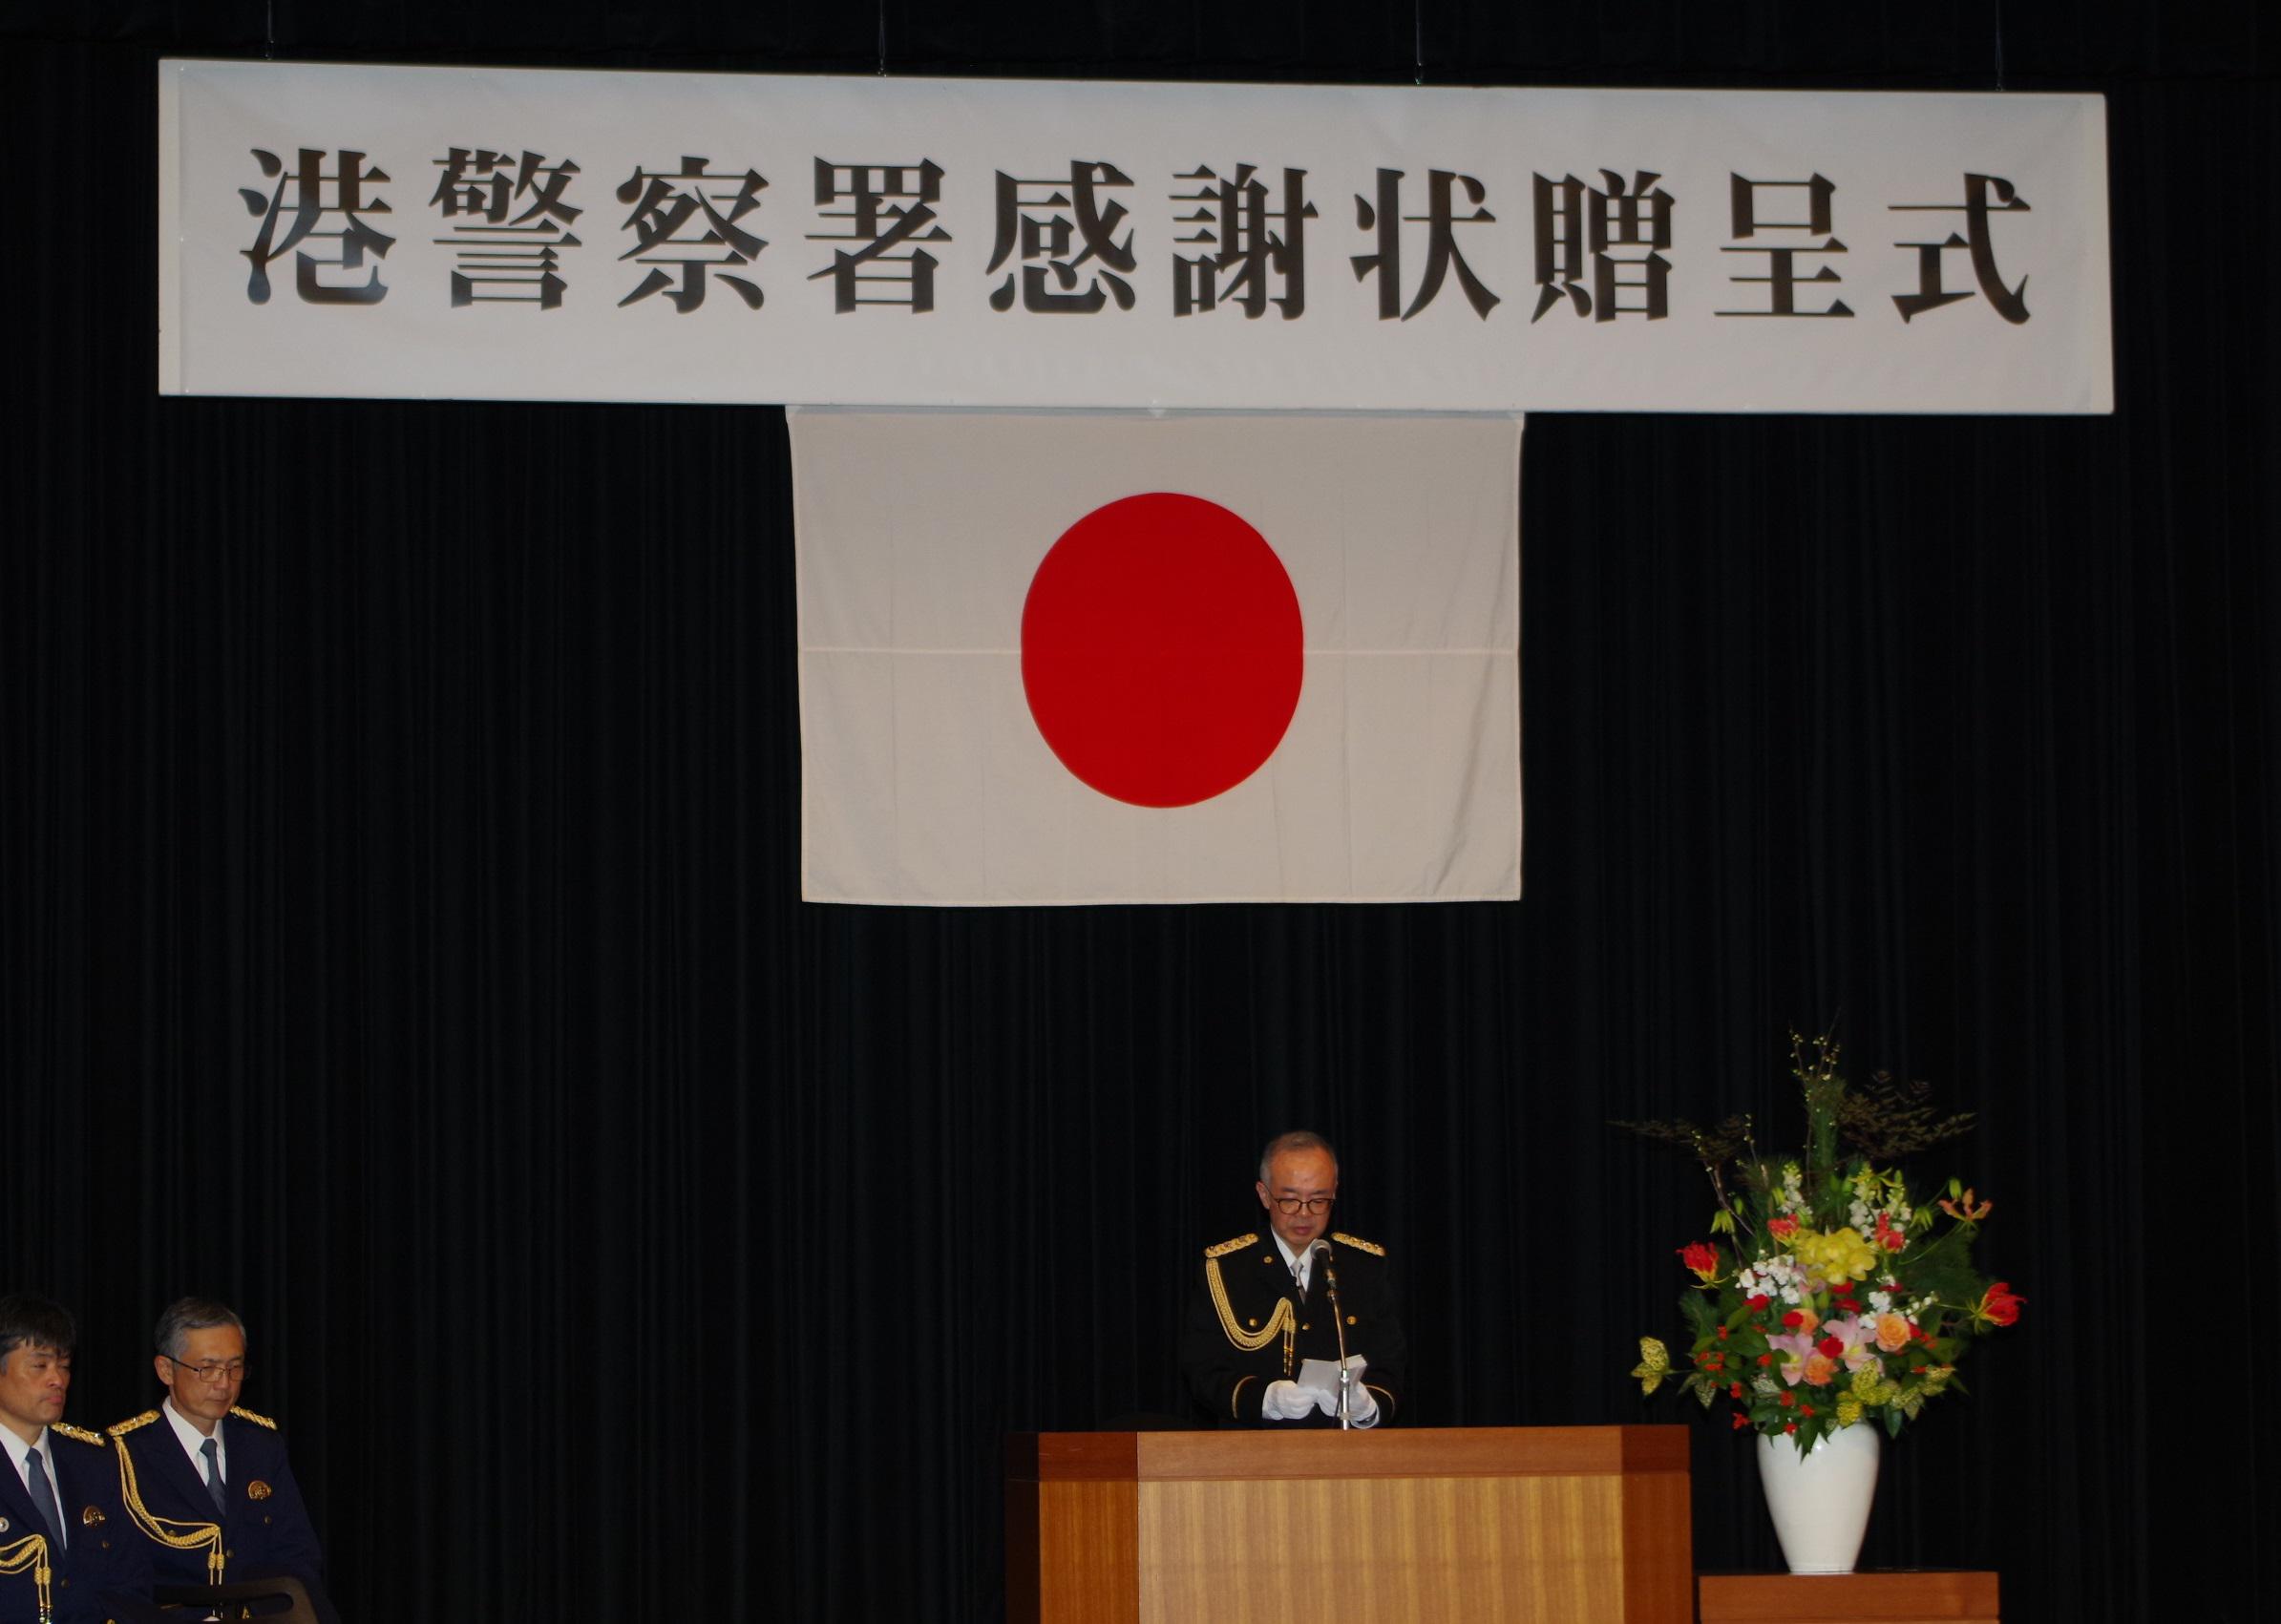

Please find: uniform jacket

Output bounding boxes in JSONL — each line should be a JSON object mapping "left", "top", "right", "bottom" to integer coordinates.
{"left": 0, "top": 1423, "right": 152, "bottom": 1624}
{"left": 1180, "top": 1230, "right": 1406, "bottom": 1426}
{"left": 108, "top": 1407, "right": 334, "bottom": 1623}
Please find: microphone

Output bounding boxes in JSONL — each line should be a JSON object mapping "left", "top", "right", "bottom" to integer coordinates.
{"left": 1313, "top": 1240, "right": 1353, "bottom": 1428}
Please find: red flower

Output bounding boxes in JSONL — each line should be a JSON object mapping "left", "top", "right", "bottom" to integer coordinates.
{"left": 1678, "top": 1242, "right": 1721, "bottom": 1281}
{"left": 1746, "top": 1294, "right": 1771, "bottom": 1312}
{"left": 1816, "top": 1336, "right": 1844, "bottom": 1359}
{"left": 1777, "top": 1390, "right": 1795, "bottom": 1408}
{"left": 1757, "top": 1353, "right": 1773, "bottom": 1366}
{"left": 1977, "top": 1281, "right": 2026, "bottom": 1327}
{"left": 1716, "top": 1325, "right": 1730, "bottom": 1340}
{"left": 1733, "top": 1413, "right": 1750, "bottom": 1429}
{"left": 1782, "top": 1310, "right": 1805, "bottom": 1329}
{"left": 1784, "top": 1422, "right": 1798, "bottom": 1434}
{"left": 1768, "top": 1215, "right": 1800, "bottom": 1240}
{"left": 1800, "top": 1403, "right": 1815, "bottom": 1417}
{"left": 1730, "top": 1381, "right": 1745, "bottom": 1399}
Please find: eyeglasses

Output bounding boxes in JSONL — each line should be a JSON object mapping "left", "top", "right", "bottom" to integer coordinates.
{"left": 162, "top": 1356, "right": 247, "bottom": 1384}
{"left": 1269, "top": 1196, "right": 1334, "bottom": 1214}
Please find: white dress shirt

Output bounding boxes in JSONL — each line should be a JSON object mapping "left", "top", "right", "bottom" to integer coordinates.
{"left": 1271, "top": 1230, "right": 1318, "bottom": 1294}
{"left": 162, "top": 1397, "right": 228, "bottom": 1493}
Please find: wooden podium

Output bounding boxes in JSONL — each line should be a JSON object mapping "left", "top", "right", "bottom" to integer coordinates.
{"left": 1006, "top": 1425, "right": 1692, "bottom": 1624}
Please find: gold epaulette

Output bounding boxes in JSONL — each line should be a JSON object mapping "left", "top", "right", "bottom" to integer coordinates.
{"left": 1332, "top": 1232, "right": 1384, "bottom": 1256}
{"left": 109, "top": 1411, "right": 160, "bottom": 1439}
{"left": 1204, "top": 1233, "right": 1259, "bottom": 1258}
{"left": 230, "top": 1406, "right": 278, "bottom": 1430}
{"left": 51, "top": 1422, "right": 107, "bottom": 1447}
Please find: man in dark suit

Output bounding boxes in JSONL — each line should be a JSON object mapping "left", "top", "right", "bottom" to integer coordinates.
{"left": 1180, "top": 1130, "right": 1406, "bottom": 1427}
{"left": 0, "top": 1295, "right": 152, "bottom": 1624}
{"left": 108, "top": 1298, "right": 335, "bottom": 1623}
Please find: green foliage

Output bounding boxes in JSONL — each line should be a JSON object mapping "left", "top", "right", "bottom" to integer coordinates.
{"left": 1793, "top": 1030, "right": 1848, "bottom": 1201}
{"left": 1679, "top": 1289, "right": 1718, "bottom": 1342}
{"left": 1897, "top": 1229, "right": 1984, "bottom": 1330}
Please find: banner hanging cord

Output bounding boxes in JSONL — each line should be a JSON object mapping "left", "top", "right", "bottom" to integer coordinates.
{"left": 877, "top": 0, "right": 887, "bottom": 75}
{"left": 1414, "top": 0, "right": 1425, "bottom": 85}
{"left": 1994, "top": 0, "right": 2007, "bottom": 89}
{"left": 264, "top": 0, "right": 274, "bottom": 61}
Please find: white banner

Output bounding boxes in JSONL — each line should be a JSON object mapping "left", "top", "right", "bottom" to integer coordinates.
{"left": 159, "top": 60, "right": 2111, "bottom": 413}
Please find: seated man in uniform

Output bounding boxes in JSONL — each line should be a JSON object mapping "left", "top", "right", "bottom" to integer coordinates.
{"left": 0, "top": 1294, "right": 151, "bottom": 1624}
{"left": 1180, "top": 1130, "right": 1406, "bottom": 1427}
{"left": 109, "top": 1297, "right": 337, "bottom": 1622}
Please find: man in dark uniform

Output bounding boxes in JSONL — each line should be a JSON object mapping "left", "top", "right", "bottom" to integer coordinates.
{"left": 1180, "top": 1130, "right": 1406, "bottom": 1427}
{"left": 108, "top": 1298, "right": 336, "bottom": 1623}
{"left": 0, "top": 1294, "right": 153, "bottom": 1624}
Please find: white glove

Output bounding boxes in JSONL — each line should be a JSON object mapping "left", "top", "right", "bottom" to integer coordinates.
{"left": 1260, "top": 1380, "right": 1320, "bottom": 1422}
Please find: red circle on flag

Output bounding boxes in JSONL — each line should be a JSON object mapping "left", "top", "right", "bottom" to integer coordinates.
{"left": 1021, "top": 493, "right": 1304, "bottom": 809}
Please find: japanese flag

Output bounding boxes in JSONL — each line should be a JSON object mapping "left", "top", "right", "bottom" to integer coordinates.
{"left": 792, "top": 408, "right": 1521, "bottom": 904}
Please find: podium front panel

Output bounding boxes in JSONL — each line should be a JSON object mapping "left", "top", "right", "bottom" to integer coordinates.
{"left": 1008, "top": 1426, "right": 1691, "bottom": 1624}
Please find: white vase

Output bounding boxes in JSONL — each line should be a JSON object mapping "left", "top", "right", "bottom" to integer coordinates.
{"left": 1755, "top": 1422, "right": 1880, "bottom": 1573}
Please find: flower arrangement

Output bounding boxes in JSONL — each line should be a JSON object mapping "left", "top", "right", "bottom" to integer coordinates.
{"left": 1621, "top": 1030, "right": 2023, "bottom": 1454}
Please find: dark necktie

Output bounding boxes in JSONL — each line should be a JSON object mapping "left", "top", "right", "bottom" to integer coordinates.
{"left": 201, "top": 1437, "right": 226, "bottom": 1514}
{"left": 25, "top": 1446, "right": 65, "bottom": 1550}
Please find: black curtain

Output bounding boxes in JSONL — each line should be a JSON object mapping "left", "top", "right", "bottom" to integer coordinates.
{"left": 3, "top": 5, "right": 2273, "bottom": 1620}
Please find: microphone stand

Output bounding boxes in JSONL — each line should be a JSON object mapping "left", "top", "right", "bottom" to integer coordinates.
{"left": 1315, "top": 1239, "right": 1352, "bottom": 1429}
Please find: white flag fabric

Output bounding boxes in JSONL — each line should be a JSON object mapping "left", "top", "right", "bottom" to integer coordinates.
{"left": 792, "top": 409, "right": 1522, "bottom": 905}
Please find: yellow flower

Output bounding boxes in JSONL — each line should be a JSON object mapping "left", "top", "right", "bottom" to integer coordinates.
{"left": 1835, "top": 1395, "right": 1864, "bottom": 1426}
{"left": 1631, "top": 1338, "right": 1670, "bottom": 1395}
{"left": 1794, "top": 1226, "right": 1879, "bottom": 1284}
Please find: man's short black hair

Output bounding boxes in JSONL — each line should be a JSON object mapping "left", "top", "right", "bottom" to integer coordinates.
{"left": 155, "top": 1297, "right": 247, "bottom": 1361}
{"left": 0, "top": 1295, "right": 76, "bottom": 1365}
